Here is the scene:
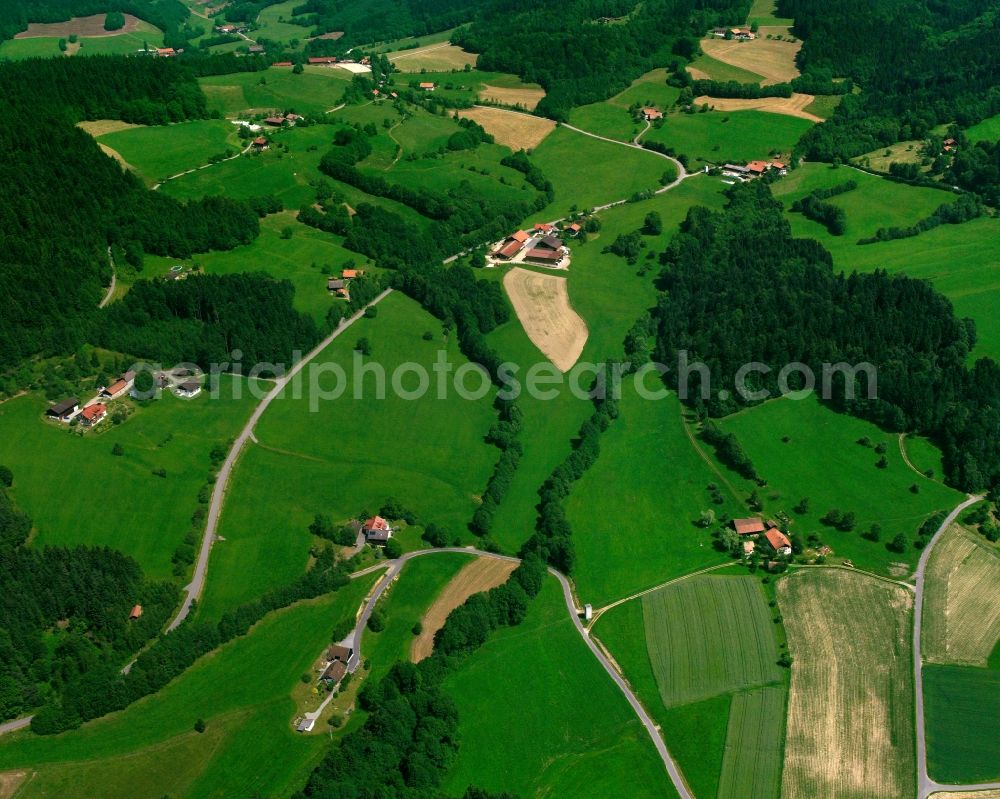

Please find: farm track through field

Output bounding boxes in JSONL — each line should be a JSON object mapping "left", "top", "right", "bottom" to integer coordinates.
{"left": 152, "top": 140, "right": 255, "bottom": 190}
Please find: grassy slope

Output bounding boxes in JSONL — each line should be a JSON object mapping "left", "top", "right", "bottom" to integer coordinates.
{"left": 0, "top": 577, "right": 375, "bottom": 799}
{"left": 965, "top": 112, "right": 1000, "bottom": 143}
{"left": 197, "top": 293, "right": 500, "bottom": 619}
{"left": 98, "top": 119, "right": 238, "bottom": 185}
{"left": 924, "top": 663, "right": 1000, "bottom": 783}
{"left": 717, "top": 395, "right": 962, "bottom": 575}
{"left": 199, "top": 68, "right": 352, "bottom": 116}
{"left": 441, "top": 577, "right": 678, "bottom": 799}
{"left": 569, "top": 68, "right": 681, "bottom": 141}
{"left": 253, "top": 0, "right": 314, "bottom": 44}
{"left": 0, "top": 378, "right": 259, "bottom": 580}
{"left": 687, "top": 53, "right": 765, "bottom": 83}
{"left": 484, "top": 177, "right": 727, "bottom": 554}
{"left": 0, "top": 23, "right": 163, "bottom": 60}
{"left": 644, "top": 109, "right": 812, "bottom": 166}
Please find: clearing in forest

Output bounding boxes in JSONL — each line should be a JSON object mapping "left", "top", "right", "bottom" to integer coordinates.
{"left": 77, "top": 119, "right": 144, "bottom": 137}
{"left": 478, "top": 84, "right": 546, "bottom": 110}
{"left": 388, "top": 42, "right": 477, "bottom": 71}
{"left": 923, "top": 524, "right": 1000, "bottom": 665}
{"left": 457, "top": 106, "right": 554, "bottom": 150}
{"left": 14, "top": 14, "right": 149, "bottom": 38}
{"left": 700, "top": 36, "right": 801, "bottom": 85}
{"left": 695, "top": 92, "right": 821, "bottom": 122}
{"left": 411, "top": 557, "right": 518, "bottom": 662}
{"left": 502, "top": 267, "right": 588, "bottom": 373}
{"left": 778, "top": 569, "right": 915, "bottom": 799}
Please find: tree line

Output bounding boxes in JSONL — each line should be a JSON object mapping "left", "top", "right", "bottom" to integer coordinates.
{"left": 857, "top": 193, "right": 985, "bottom": 245}
{"left": 789, "top": 179, "right": 856, "bottom": 235}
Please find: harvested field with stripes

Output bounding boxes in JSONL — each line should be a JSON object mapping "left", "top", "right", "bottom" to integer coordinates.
{"left": 922, "top": 524, "right": 1000, "bottom": 665}
{"left": 717, "top": 687, "right": 786, "bottom": 799}
{"left": 700, "top": 36, "right": 801, "bottom": 85}
{"left": 457, "top": 107, "right": 555, "bottom": 151}
{"left": 641, "top": 575, "right": 782, "bottom": 707}
{"left": 778, "top": 569, "right": 915, "bottom": 799}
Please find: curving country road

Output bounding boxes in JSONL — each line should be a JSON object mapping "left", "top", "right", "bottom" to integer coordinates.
{"left": 345, "top": 547, "right": 694, "bottom": 799}
{"left": 912, "top": 494, "right": 994, "bottom": 799}
{"left": 166, "top": 289, "right": 393, "bottom": 631}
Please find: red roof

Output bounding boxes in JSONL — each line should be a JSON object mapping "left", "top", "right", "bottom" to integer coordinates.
{"left": 764, "top": 528, "right": 792, "bottom": 551}
{"left": 342, "top": 269, "right": 363, "bottom": 278}
{"left": 103, "top": 379, "right": 128, "bottom": 396}
{"left": 157, "top": 48, "right": 176, "bottom": 56}
{"left": 770, "top": 160, "right": 786, "bottom": 169}
{"left": 419, "top": 82, "right": 436, "bottom": 89}
{"left": 129, "top": 604, "right": 143, "bottom": 620}
{"left": 264, "top": 117, "right": 285, "bottom": 125}
{"left": 533, "top": 222, "right": 554, "bottom": 232}
{"left": 81, "top": 403, "right": 106, "bottom": 422}
{"left": 308, "top": 56, "right": 337, "bottom": 64}
{"left": 746, "top": 160, "right": 769, "bottom": 174}
{"left": 565, "top": 222, "right": 581, "bottom": 232}
{"left": 272, "top": 61, "right": 293, "bottom": 67}
{"left": 733, "top": 517, "right": 765, "bottom": 535}
{"left": 643, "top": 107, "right": 663, "bottom": 119}
{"left": 363, "top": 516, "right": 391, "bottom": 532}
{"left": 252, "top": 136, "right": 268, "bottom": 146}
{"left": 495, "top": 239, "right": 524, "bottom": 258}
{"left": 512, "top": 230, "right": 530, "bottom": 243}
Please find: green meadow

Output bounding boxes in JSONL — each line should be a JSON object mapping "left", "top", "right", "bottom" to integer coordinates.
{"left": 746, "top": 0, "right": 794, "bottom": 26}
{"left": 902, "top": 434, "right": 948, "bottom": 481}
{"left": 644, "top": 109, "right": 813, "bottom": 166}
{"left": 400, "top": 70, "right": 541, "bottom": 105}
{"left": 569, "top": 68, "right": 681, "bottom": 141}
{"left": 199, "top": 67, "right": 352, "bottom": 116}
{"left": 441, "top": 576, "right": 679, "bottom": 799}
{"left": 0, "top": 23, "right": 163, "bottom": 60}
{"left": 97, "top": 119, "right": 238, "bottom": 185}
{"left": 196, "top": 292, "right": 501, "bottom": 619}
{"left": 0, "top": 577, "right": 375, "bottom": 799}
{"left": 966, "top": 112, "right": 1000, "bottom": 143}
{"left": 715, "top": 396, "right": 963, "bottom": 574}
{"left": 687, "top": 52, "right": 764, "bottom": 84}
{"left": 0, "top": 377, "right": 259, "bottom": 580}
{"left": 252, "top": 0, "right": 314, "bottom": 44}
{"left": 924, "top": 662, "right": 1000, "bottom": 783}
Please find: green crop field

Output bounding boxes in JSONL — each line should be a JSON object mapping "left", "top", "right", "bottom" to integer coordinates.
{"left": 97, "top": 119, "right": 238, "bottom": 185}
{"left": 925, "top": 663, "right": 1000, "bottom": 783}
{"left": 441, "top": 576, "right": 678, "bottom": 799}
{"left": 569, "top": 69, "right": 680, "bottom": 141}
{"left": 688, "top": 53, "right": 765, "bottom": 84}
{"left": 0, "top": 577, "right": 375, "bottom": 799}
{"left": 716, "top": 395, "right": 963, "bottom": 575}
{"left": 199, "top": 68, "right": 353, "bottom": 116}
{"left": 716, "top": 686, "right": 786, "bottom": 799}
{"left": 0, "top": 377, "right": 260, "bottom": 580}
{"left": 565, "top": 387, "right": 734, "bottom": 607}
{"left": 644, "top": 110, "right": 812, "bottom": 166}
{"left": 642, "top": 575, "right": 783, "bottom": 706}
{"left": 966, "top": 112, "right": 1000, "bottom": 143}
{"left": 196, "top": 292, "right": 501, "bottom": 619}
{"left": 778, "top": 569, "right": 915, "bottom": 799}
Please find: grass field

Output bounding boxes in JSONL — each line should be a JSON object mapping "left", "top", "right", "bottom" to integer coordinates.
{"left": 715, "top": 395, "right": 963, "bottom": 576}
{"left": 643, "top": 109, "right": 812, "bottom": 166}
{"left": 0, "top": 377, "right": 259, "bottom": 580}
{"left": 0, "top": 29, "right": 164, "bottom": 59}
{"left": 966, "top": 112, "right": 1000, "bottom": 143}
{"left": 688, "top": 52, "right": 765, "bottom": 84}
{"left": 569, "top": 69, "right": 680, "bottom": 141}
{"left": 803, "top": 93, "right": 843, "bottom": 119}
{"left": 253, "top": 0, "right": 314, "bottom": 44}
{"left": 902, "top": 434, "right": 948, "bottom": 480}
{"left": 441, "top": 576, "right": 678, "bottom": 799}
{"left": 922, "top": 524, "right": 1000, "bottom": 666}
{"left": 853, "top": 139, "right": 927, "bottom": 173}
{"left": 0, "top": 577, "right": 375, "bottom": 799}
{"left": 95, "top": 120, "right": 238, "bottom": 185}
{"left": 388, "top": 42, "right": 477, "bottom": 71}
{"left": 778, "top": 569, "right": 915, "bottom": 799}
{"left": 564, "top": 389, "right": 734, "bottom": 607}
{"left": 196, "top": 292, "right": 501, "bottom": 618}
{"left": 199, "top": 68, "right": 352, "bottom": 116}
{"left": 925, "top": 663, "right": 1000, "bottom": 783}
{"left": 642, "top": 575, "right": 783, "bottom": 706}
{"left": 399, "top": 70, "right": 542, "bottom": 107}
{"left": 716, "top": 686, "right": 786, "bottom": 799}
{"left": 746, "top": 0, "right": 794, "bottom": 26}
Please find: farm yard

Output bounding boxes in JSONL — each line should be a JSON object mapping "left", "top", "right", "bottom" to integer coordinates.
{"left": 778, "top": 569, "right": 915, "bottom": 799}
{"left": 922, "top": 524, "right": 1000, "bottom": 665}
{"left": 456, "top": 106, "right": 555, "bottom": 150}
{"left": 441, "top": 577, "right": 678, "bottom": 799}
{"left": 410, "top": 556, "right": 517, "bottom": 662}
{"left": 502, "top": 268, "right": 588, "bottom": 373}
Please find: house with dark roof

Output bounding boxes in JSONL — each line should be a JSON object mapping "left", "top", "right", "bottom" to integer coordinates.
{"left": 264, "top": 116, "right": 286, "bottom": 127}
{"left": 327, "top": 278, "right": 347, "bottom": 293}
{"left": 46, "top": 398, "right": 79, "bottom": 422}
{"left": 176, "top": 380, "right": 202, "bottom": 399}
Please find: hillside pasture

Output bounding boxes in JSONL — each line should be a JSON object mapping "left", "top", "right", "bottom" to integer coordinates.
{"left": 441, "top": 577, "right": 677, "bottom": 799}
{"left": 569, "top": 69, "right": 680, "bottom": 141}
{"left": 0, "top": 378, "right": 259, "bottom": 580}
{"left": 642, "top": 575, "right": 783, "bottom": 706}
{"left": 410, "top": 556, "right": 517, "bottom": 662}
{"left": 502, "top": 268, "right": 588, "bottom": 373}
{"left": 696, "top": 92, "right": 822, "bottom": 122}
{"left": 0, "top": 579, "right": 375, "bottom": 799}
{"left": 965, "top": 112, "right": 1000, "bottom": 143}
{"left": 196, "top": 292, "right": 501, "bottom": 618}
{"left": 924, "top": 663, "right": 1000, "bottom": 784}
{"left": 778, "top": 569, "right": 915, "bottom": 799}
{"left": 13, "top": 14, "right": 150, "bottom": 38}
{"left": 253, "top": 0, "right": 314, "bottom": 44}
{"left": 456, "top": 106, "right": 554, "bottom": 150}
{"left": 716, "top": 395, "right": 963, "bottom": 575}
{"left": 922, "top": 525, "right": 1000, "bottom": 666}
{"left": 700, "top": 35, "right": 801, "bottom": 85}
{"left": 747, "top": 0, "right": 794, "bottom": 26}
{"left": 199, "top": 68, "right": 352, "bottom": 116}
{"left": 388, "top": 42, "right": 477, "bottom": 71}
{"left": 852, "top": 139, "right": 927, "bottom": 174}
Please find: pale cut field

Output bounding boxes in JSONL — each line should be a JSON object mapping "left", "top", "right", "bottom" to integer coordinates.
{"left": 0, "top": 771, "right": 27, "bottom": 799}
{"left": 389, "top": 42, "right": 477, "bottom": 71}
{"left": 479, "top": 84, "right": 546, "bottom": 111}
{"left": 411, "top": 557, "right": 517, "bottom": 662}
{"left": 779, "top": 569, "right": 915, "bottom": 799}
{"left": 932, "top": 792, "right": 1000, "bottom": 799}
{"left": 700, "top": 36, "right": 801, "bottom": 85}
{"left": 695, "top": 92, "right": 821, "bottom": 122}
{"left": 458, "top": 107, "right": 555, "bottom": 150}
{"left": 923, "top": 524, "right": 1000, "bottom": 666}
{"left": 502, "top": 267, "right": 589, "bottom": 373}
{"left": 78, "top": 119, "right": 144, "bottom": 137}
{"left": 15, "top": 14, "right": 149, "bottom": 38}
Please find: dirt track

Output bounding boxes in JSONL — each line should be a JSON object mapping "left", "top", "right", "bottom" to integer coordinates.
{"left": 503, "top": 267, "right": 589, "bottom": 373}
{"left": 411, "top": 557, "right": 517, "bottom": 662}
{"left": 15, "top": 14, "right": 148, "bottom": 38}
{"left": 695, "top": 92, "right": 821, "bottom": 122}
{"left": 458, "top": 106, "right": 554, "bottom": 150}
{"left": 700, "top": 36, "right": 801, "bottom": 85}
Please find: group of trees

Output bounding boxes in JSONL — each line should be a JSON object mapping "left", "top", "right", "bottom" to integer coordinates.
{"left": 700, "top": 422, "right": 760, "bottom": 481}
{"left": 652, "top": 180, "right": 1000, "bottom": 493}
{"left": 858, "top": 192, "right": 985, "bottom": 245}
{"left": 471, "top": 398, "right": 523, "bottom": 537}
{"left": 0, "top": 479, "right": 177, "bottom": 722}
{"left": 789, "top": 179, "right": 856, "bottom": 235}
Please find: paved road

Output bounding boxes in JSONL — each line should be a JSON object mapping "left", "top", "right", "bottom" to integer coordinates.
{"left": 99, "top": 246, "right": 116, "bottom": 308}
{"left": 913, "top": 494, "right": 989, "bottom": 799}
{"left": 345, "top": 547, "right": 693, "bottom": 799}
{"left": 165, "top": 289, "right": 393, "bottom": 631}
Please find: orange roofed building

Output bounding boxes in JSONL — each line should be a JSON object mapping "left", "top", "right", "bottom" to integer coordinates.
{"left": 363, "top": 516, "right": 393, "bottom": 544}
{"left": 733, "top": 517, "right": 766, "bottom": 535}
{"left": 764, "top": 528, "right": 792, "bottom": 555}
{"left": 129, "top": 604, "right": 143, "bottom": 620}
